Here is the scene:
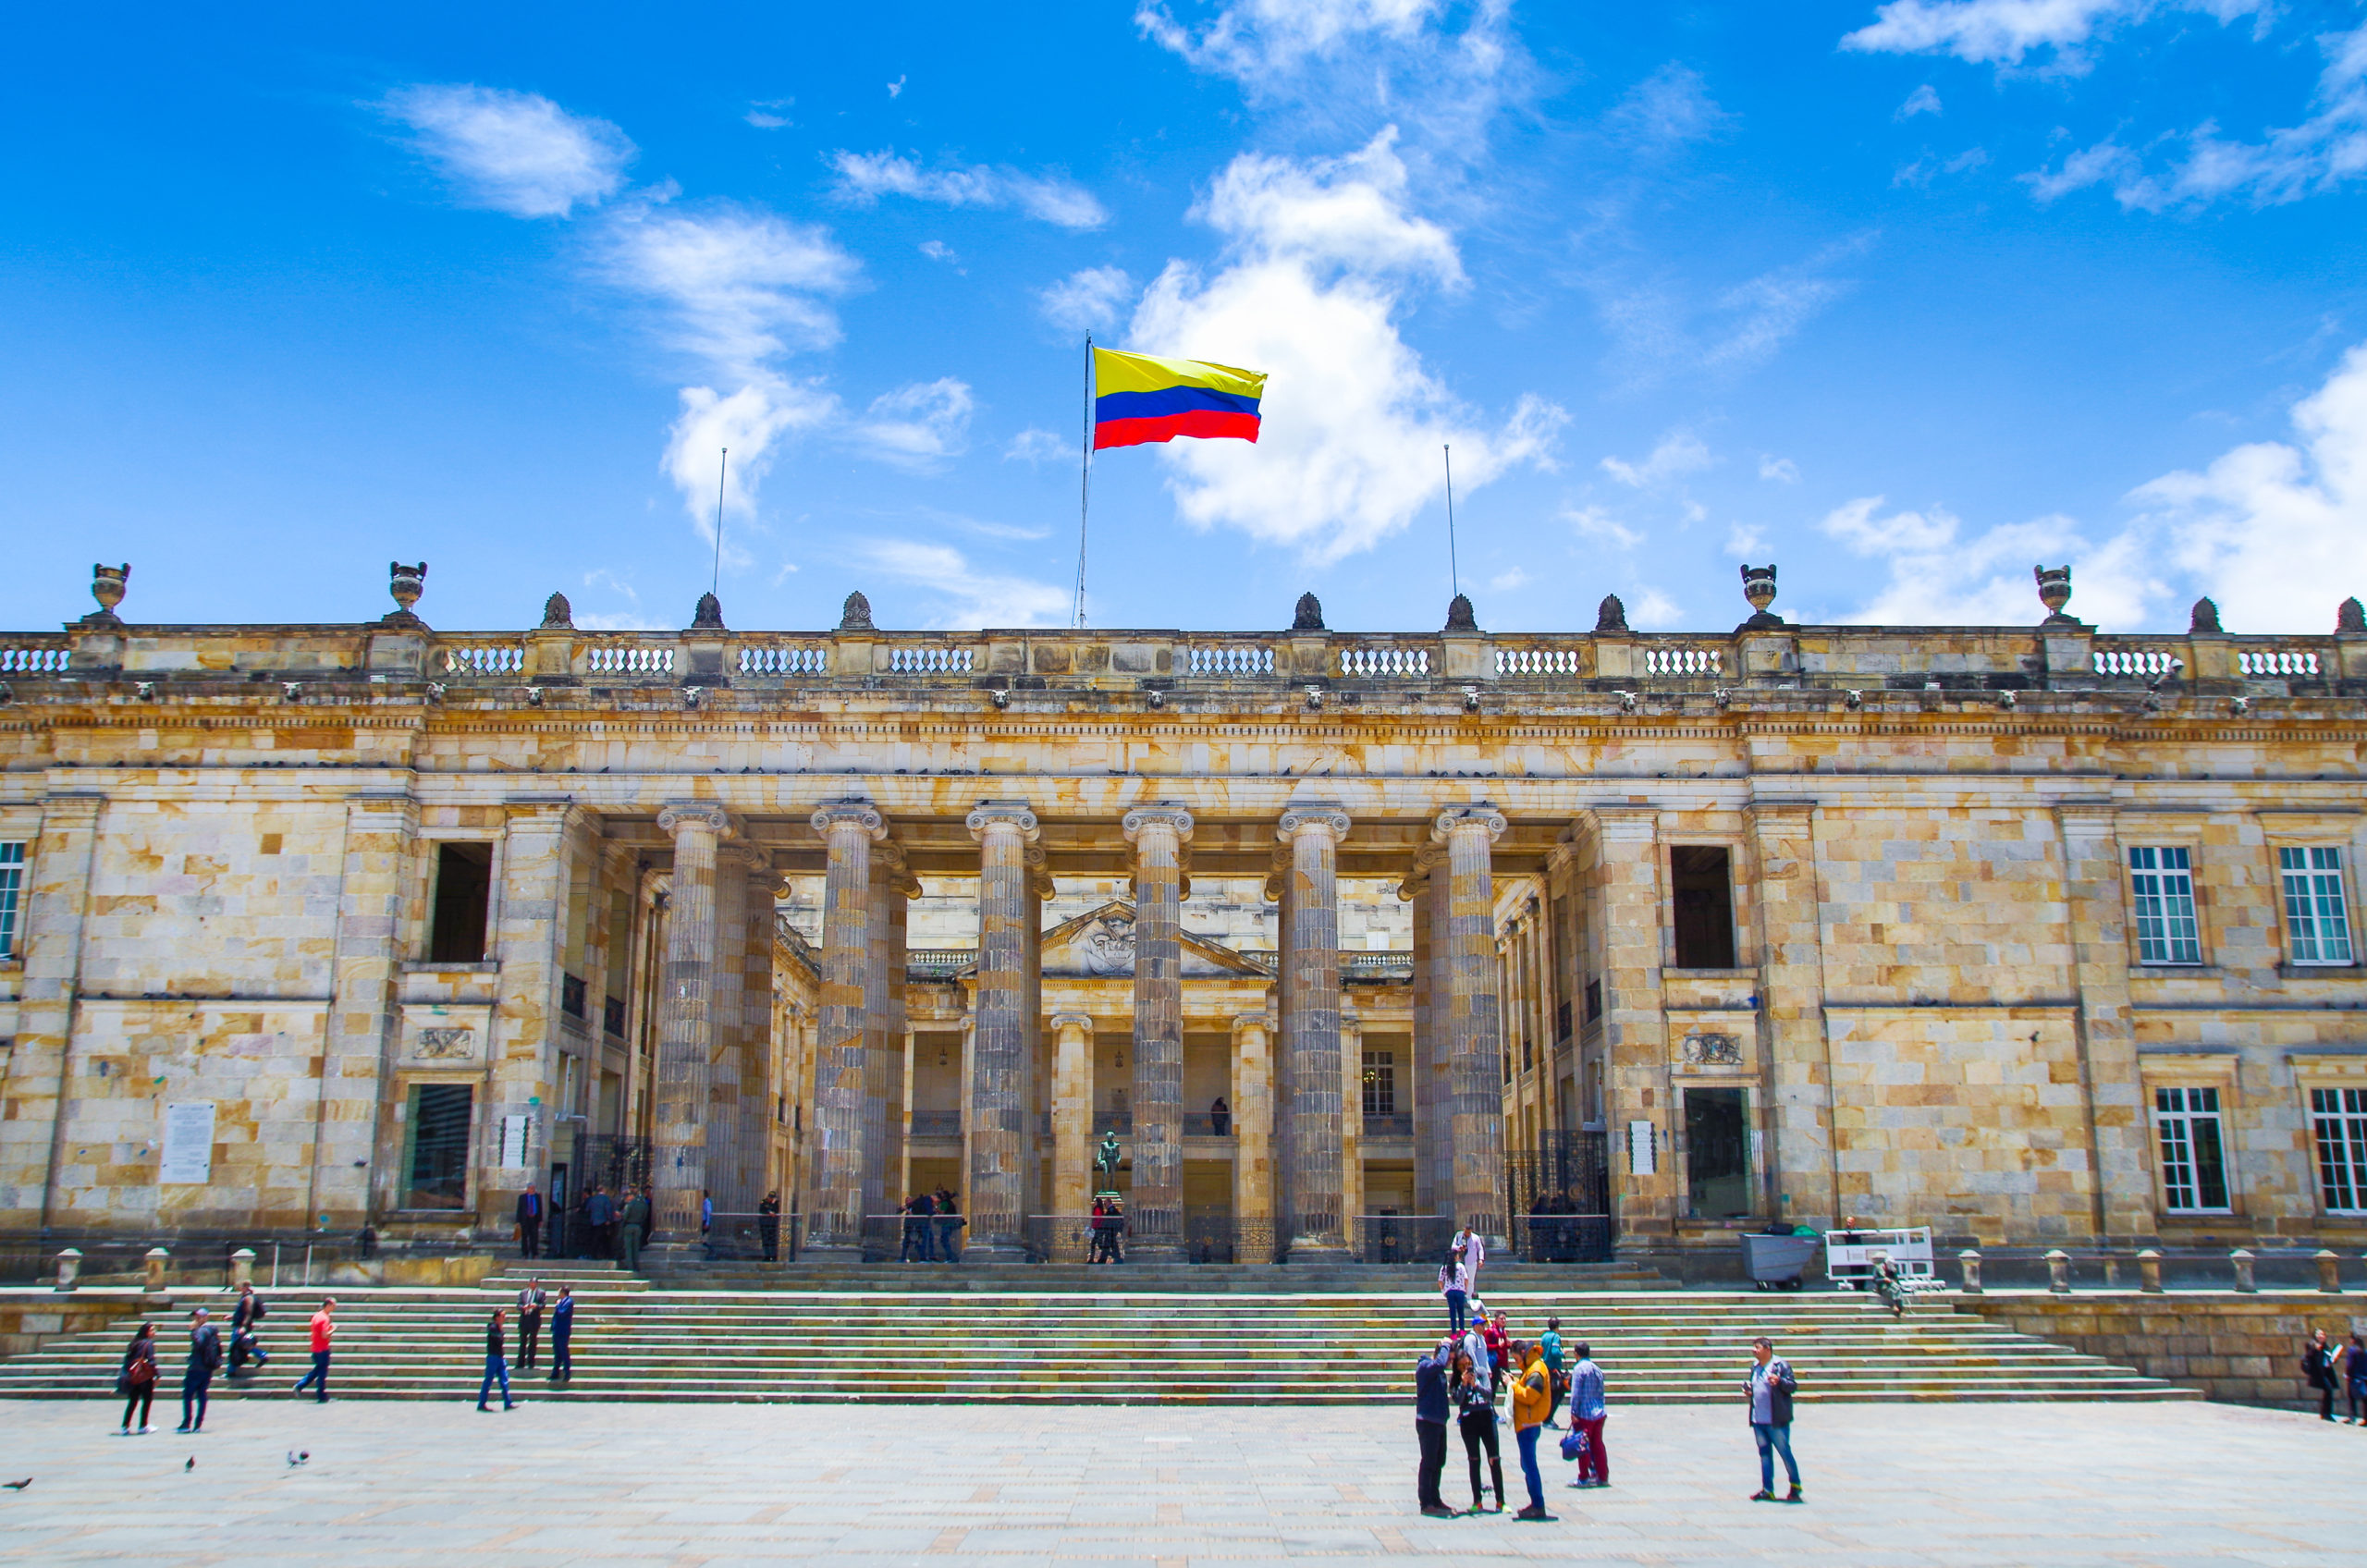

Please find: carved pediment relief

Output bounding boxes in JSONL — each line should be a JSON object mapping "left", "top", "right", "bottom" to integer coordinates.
{"left": 1038, "top": 901, "right": 1269, "bottom": 980}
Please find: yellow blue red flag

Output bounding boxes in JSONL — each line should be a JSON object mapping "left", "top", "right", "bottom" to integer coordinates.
{"left": 1092, "top": 348, "right": 1267, "bottom": 451}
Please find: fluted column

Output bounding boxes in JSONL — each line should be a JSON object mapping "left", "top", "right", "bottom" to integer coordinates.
{"left": 863, "top": 842, "right": 915, "bottom": 1230}
{"left": 966, "top": 802, "right": 1038, "bottom": 1260}
{"left": 1402, "top": 853, "right": 1439, "bottom": 1221}
{"left": 1341, "top": 1006, "right": 1366, "bottom": 1254}
{"left": 1050, "top": 1011, "right": 1094, "bottom": 1255}
{"left": 1122, "top": 804, "right": 1193, "bottom": 1258}
{"left": 1231, "top": 1011, "right": 1278, "bottom": 1263}
{"left": 654, "top": 802, "right": 731, "bottom": 1240}
{"left": 1279, "top": 805, "right": 1351, "bottom": 1257}
{"left": 1438, "top": 806, "right": 1510, "bottom": 1249}
{"left": 806, "top": 801, "right": 886, "bottom": 1258}
{"left": 738, "top": 860, "right": 779, "bottom": 1211}
{"left": 706, "top": 840, "right": 754, "bottom": 1214}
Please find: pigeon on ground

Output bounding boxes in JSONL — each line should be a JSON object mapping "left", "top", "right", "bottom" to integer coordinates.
{"left": 184, "top": 1458, "right": 195, "bottom": 1472}
{"left": 286, "top": 1451, "right": 309, "bottom": 1468}
{"left": 2, "top": 1478, "right": 29, "bottom": 1490}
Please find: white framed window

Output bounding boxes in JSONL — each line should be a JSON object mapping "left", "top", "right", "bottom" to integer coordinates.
{"left": 2279, "top": 847, "right": 2355, "bottom": 966}
{"left": 2312, "top": 1087, "right": 2367, "bottom": 1214}
{"left": 0, "top": 841, "right": 23, "bottom": 958}
{"left": 2128, "top": 846, "right": 2202, "bottom": 965}
{"left": 2153, "top": 1085, "right": 2231, "bottom": 1212}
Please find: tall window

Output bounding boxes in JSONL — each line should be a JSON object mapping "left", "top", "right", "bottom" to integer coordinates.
{"left": 2312, "top": 1087, "right": 2367, "bottom": 1214}
{"left": 427, "top": 842, "right": 494, "bottom": 962}
{"left": 2128, "top": 846, "right": 2202, "bottom": 965}
{"left": 0, "top": 841, "right": 24, "bottom": 958}
{"left": 2280, "top": 847, "right": 2355, "bottom": 966}
{"left": 1361, "top": 1049, "right": 1396, "bottom": 1118}
{"left": 1670, "top": 846, "right": 1737, "bottom": 968}
{"left": 2153, "top": 1086, "right": 2230, "bottom": 1212}
{"left": 403, "top": 1084, "right": 474, "bottom": 1209}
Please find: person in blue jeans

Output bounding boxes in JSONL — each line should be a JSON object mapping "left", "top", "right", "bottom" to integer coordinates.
{"left": 478, "top": 1308, "right": 515, "bottom": 1412}
{"left": 1743, "top": 1336, "right": 1802, "bottom": 1502}
{"left": 1439, "top": 1256, "right": 1469, "bottom": 1334}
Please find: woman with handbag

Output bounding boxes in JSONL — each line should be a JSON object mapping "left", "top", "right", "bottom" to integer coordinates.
{"left": 1453, "top": 1349, "right": 1505, "bottom": 1514}
{"left": 117, "top": 1322, "right": 158, "bottom": 1435}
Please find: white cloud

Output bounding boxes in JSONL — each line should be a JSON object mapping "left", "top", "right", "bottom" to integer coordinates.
{"left": 1006, "top": 428, "right": 1077, "bottom": 464}
{"left": 1564, "top": 505, "right": 1642, "bottom": 550}
{"left": 1725, "top": 522, "right": 1770, "bottom": 556}
{"left": 662, "top": 380, "right": 839, "bottom": 562}
{"left": 827, "top": 150, "right": 1108, "bottom": 228}
{"left": 1898, "top": 83, "right": 1944, "bottom": 118}
{"left": 2021, "top": 137, "right": 2140, "bottom": 201}
{"left": 1488, "top": 567, "right": 1529, "bottom": 591}
{"left": 605, "top": 202, "right": 861, "bottom": 375}
{"left": 382, "top": 84, "right": 635, "bottom": 218}
{"left": 888, "top": 75, "right": 907, "bottom": 98}
{"left": 851, "top": 379, "right": 975, "bottom": 471}
{"left": 1593, "top": 245, "right": 1860, "bottom": 386}
{"left": 863, "top": 540, "right": 1068, "bottom": 628}
{"left": 1606, "top": 64, "right": 1732, "bottom": 146}
{"left": 1627, "top": 587, "right": 1684, "bottom": 628}
{"left": 1601, "top": 431, "right": 1713, "bottom": 488}
{"left": 745, "top": 98, "right": 793, "bottom": 130}
{"left": 1125, "top": 129, "right": 1563, "bottom": 564}
{"left": 2107, "top": 26, "right": 2367, "bottom": 209}
{"left": 1038, "top": 266, "right": 1136, "bottom": 334}
{"left": 1818, "top": 496, "right": 2162, "bottom": 625}
{"left": 1760, "top": 455, "right": 1800, "bottom": 483}
{"left": 573, "top": 570, "right": 666, "bottom": 630}
{"left": 1841, "top": 1, "right": 2263, "bottom": 71}
{"left": 918, "top": 239, "right": 964, "bottom": 273}
{"left": 1136, "top": 0, "right": 1444, "bottom": 88}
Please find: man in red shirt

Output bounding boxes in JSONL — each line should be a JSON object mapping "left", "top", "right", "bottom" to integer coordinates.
{"left": 291, "top": 1297, "right": 337, "bottom": 1403}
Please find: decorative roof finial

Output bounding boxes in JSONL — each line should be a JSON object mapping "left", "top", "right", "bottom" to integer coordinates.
{"left": 1595, "top": 593, "right": 1628, "bottom": 633}
{"left": 540, "top": 592, "right": 573, "bottom": 630}
{"left": 386, "top": 562, "right": 427, "bottom": 626}
{"left": 1739, "top": 563, "right": 1782, "bottom": 629}
{"left": 2188, "top": 596, "right": 2222, "bottom": 635}
{"left": 1292, "top": 592, "right": 1325, "bottom": 632}
{"left": 691, "top": 592, "right": 725, "bottom": 631}
{"left": 2339, "top": 596, "right": 2366, "bottom": 636}
{"left": 1443, "top": 594, "right": 1478, "bottom": 633}
{"left": 839, "top": 591, "right": 875, "bottom": 631}
{"left": 2034, "top": 564, "right": 2074, "bottom": 625}
{"left": 85, "top": 563, "right": 129, "bottom": 627}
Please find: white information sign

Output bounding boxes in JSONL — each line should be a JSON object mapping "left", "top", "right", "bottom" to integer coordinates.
{"left": 1628, "top": 1119, "right": 1656, "bottom": 1176}
{"left": 1748, "top": 1128, "right": 1765, "bottom": 1172}
{"left": 160, "top": 1102, "right": 216, "bottom": 1185}
{"left": 499, "top": 1113, "right": 532, "bottom": 1170}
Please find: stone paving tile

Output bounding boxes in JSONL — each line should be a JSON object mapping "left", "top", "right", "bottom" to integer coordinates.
{"left": 0, "top": 1398, "right": 2358, "bottom": 1565}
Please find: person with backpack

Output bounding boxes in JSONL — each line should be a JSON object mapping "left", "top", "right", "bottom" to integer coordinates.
{"left": 176, "top": 1306, "right": 223, "bottom": 1433}
{"left": 117, "top": 1322, "right": 158, "bottom": 1435}
{"left": 1453, "top": 1346, "right": 1504, "bottom": 1514}
{"left": 227, "top": 1282, "right": 270, "bottom": 1377}
{"left": 1742, "top": 1336, "right": 1803, "bottom": 1502}
{"left": 1539, "top": 1316, "right": 1566, "bottom": 1428}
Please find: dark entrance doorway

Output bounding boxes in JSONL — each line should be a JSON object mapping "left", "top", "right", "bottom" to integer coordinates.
{"left": 1683, "top": 1087, "right": 1751, "bottom": 1218}
{"left": 1507, "top": 1130, "right": 1612, "bottom": 1262}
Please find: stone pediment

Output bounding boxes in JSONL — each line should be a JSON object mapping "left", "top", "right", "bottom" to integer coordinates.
{"left": 1038, "top": 901, "right": 1269, "bottom": 979}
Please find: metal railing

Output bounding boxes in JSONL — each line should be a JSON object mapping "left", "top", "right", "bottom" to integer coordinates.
{"left": 1360, "top": 1113, "right": 1413, "bottom": 1139}
{"left": 1181, "top": 1113, "right": 1233, "bottom": 1137}
{"left": 909, "top": 1111, "right": 962, "bottom": 1139}
{"left": 1348, "top": 1214, "right": 1453, "bottom": 1266}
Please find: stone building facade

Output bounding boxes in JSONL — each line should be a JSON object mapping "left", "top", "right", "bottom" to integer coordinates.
{"left": 5, "top": 561, "right": 2367, "bottom": 1268}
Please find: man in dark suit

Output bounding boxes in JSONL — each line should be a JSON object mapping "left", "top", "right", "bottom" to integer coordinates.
{"left": 516, "top": 1186, "right": 544, "bottom": 1259}
{"left": 176, "top": 1307, "right": 222, "bottom": 1433}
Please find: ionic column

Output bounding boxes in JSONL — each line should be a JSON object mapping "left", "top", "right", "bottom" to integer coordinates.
{"left": 1051, "top": 1012, "right": 1095, "bottom": 1251}
{"left": 706, "top": 840, "right": 755, "bottom": 1214}
{"left": 864, "top": 842, "right": 915, "bottom": 1229}
{"left": 1122, "top": 805, "right": 1193, "bottom": 1258}
{"left": 1231, "top": 1012, "right": 1278, "bottom": 1263}
{"left": 1437, "top": 806, "right": 1510, "bottom": 1249}
{"left": 806, "top": 801, "right": 885, "bottom": 1258}
{"left": 1401, "top": 852, "right": 1440, "bottom": 1222}
{"left": 966, "top": 802, "right": 1039, "bottom": 1260}
{"left": 739, "top": 859, "right": 780, "bottom": 1210}
{"left": 654, "top": 802, "right": 732, "bottom": 1240}
{"left": 1341, "top": 1006, "right": 1365, "bottom": 1255}
{"left": 1279, "top": 805, "right": 1351, "bottom": 1256}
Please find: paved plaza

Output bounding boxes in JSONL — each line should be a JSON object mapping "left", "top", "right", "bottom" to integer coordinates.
{"left": 0, "top": 1396, "right": 2352, "bottom": 1565}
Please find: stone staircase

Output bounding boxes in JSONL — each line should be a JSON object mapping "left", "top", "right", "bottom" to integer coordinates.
{"left": 0, "top": 1282, "right": 2197, "bottom": 1405}
{"left": 634, "top": 1258, "right": 1674, "bottom": 1293}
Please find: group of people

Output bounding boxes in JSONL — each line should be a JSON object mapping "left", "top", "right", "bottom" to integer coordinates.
{"left": 475, "top": 1283, "right": 579, "bottom": 1409}
{"left": 115, "top": 1292, "right": 342, "bottom": 1435}
{"left": 577, "top": 1185, "right": 653, "bottom": 1268}
{"left": 897, "top": 1189, "right": 966, "bottom": 1261}
{"left": 1087, "top": 1196, "right": 1127, "bottom": 1263}
{"left": 2304, "top": 1329, "right": 2367, "bottom": 1421}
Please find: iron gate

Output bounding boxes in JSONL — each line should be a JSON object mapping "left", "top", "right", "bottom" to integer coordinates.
{"left": 1507, "top": 1130, "right": 1613, "bottom": 1262}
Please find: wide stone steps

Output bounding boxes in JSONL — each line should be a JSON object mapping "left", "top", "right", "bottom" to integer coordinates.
{"left": 635, "top": 1261, "right": 1674, "bottom": 1292}
{"left": 0, "top": 1289, "right": 2197, "bottom": 1405}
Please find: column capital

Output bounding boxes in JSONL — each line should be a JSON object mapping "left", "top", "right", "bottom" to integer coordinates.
{"left": 1049, "top": 1011, "right": 1096, "bottom": 1034}
{"left": 966, "top": 801, "right": 1040, "bottom": 842}
{"left": 1122, "top": 804, "right": 1196, "bottom": 844}
{"left": 1277, "top": 804, "right": 1351, "bottom": 843}
{"left": 1396, "top": 843, "right": 1444, "bottom": 900}
{"left": 1231, "top": 1011, "right": 1275, "bottom": 1037}
{"left": 1432, "top": 805, "right": 1507, "bottom": 845}
{"left": 715, "top": 839, "right": 767, "bottom": 873}
{"left": 658, "top": 801, "right": 734, "bottom": 838}
{"left": 810, "top": 800, "right": 888, "bottom": 840}
{"left": 874, "top": 840, "right": 923, "bottom": 898}
{"left": 1024, "top": 842, "right": 1055, "bottom": 899}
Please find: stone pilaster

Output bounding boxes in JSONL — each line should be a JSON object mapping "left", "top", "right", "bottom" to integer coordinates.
{"left": 318, "top": 793, "right": 415, "bottom": 1231}
{"left": 1341, "top": 1007, "right": 1365, "bottom": 1251}
{"left": 653, "top": 802, "right": 731, "bottom": 1240}
{"left": 966, "top": 802, "right": 1039, "bottom": 1261}
{"left": 1279, "top": 804, "right": 1351, "bottom": 1256}
{"left": 706, "top": 840, "right": 755, "bottom": 1214}
{"left": 1050, "top": 1012, "right": 1094, "bottom": 1247}
{"left": 2058, "top": 802, "right": 2154, "bottom": 1243}
{"left": 739, "top": 859, "right": 779, "bottom": 1210}
{"left": 1424, "top": 850, "right": 1454, "bottom": 1218}
{"left": 1122, "top": 804, "right": 1193, "bottom": 1258}
{"left": 1437, "top": 806, "right": 1510, "bottom": 1248}
{"left": 1747, "top": 801, "right": 1835, "bottom": 1229}
{"left": 870, "top": 844, "right": 917, "bottom": 1220}
{"left": 8, "top": 794, "right": 104, "bottom": 1232}
{"left": 1402, "top": 856, "right": 1440, "bottom": 1220}
{"left": 486, "top": 800, "right": 589, "bottom": 1230}
{"left": 1587, "top": 805, "right": 1672, "bottom": 1238}
{"left": 1231, "top": 1011, "right": 1278, "bottom": 1263}
{"left": 805, "top": 801, "right": 885, "bottom": 1258}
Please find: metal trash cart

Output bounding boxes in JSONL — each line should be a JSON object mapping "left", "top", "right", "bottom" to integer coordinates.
{"left": 1741, "top": 1231, "right": 1820, "bottom": 1290}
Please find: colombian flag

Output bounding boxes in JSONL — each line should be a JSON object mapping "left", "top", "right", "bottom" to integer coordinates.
{"left": 1092, "top": 348, "right": 1267, "bottom": 451}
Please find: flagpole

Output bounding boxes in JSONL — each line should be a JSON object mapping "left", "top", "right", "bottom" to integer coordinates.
{"left": 1442, "top": 443, "right": 1460, "bottom": 599}
{"left": 713, "top": 447, "right": 729, "bottom": 595}
{"left": 1074, "top": 333, "right": 1093, "bottom": 628}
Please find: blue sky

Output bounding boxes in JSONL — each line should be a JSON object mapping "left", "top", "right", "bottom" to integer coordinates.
{"left": 5, "top": 1, "right": 2366, "bottom": 636}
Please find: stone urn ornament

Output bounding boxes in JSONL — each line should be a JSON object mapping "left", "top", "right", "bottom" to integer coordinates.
{"left": 1739, "top": 563, "right": 1782, "bottom": 628}
{"left": 90, "top": 562, "right": 129, "bottom": 621}
{"left": 388, "top": 561, "right": 427, "bottom": 619}
{"left": 2034, "top": 564, "right": 2073, "bottom": 624}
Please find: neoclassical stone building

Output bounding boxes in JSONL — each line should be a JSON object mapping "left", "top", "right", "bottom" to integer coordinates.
{"left": 5, "top": 559, "right": 2367, "bottom": 1268}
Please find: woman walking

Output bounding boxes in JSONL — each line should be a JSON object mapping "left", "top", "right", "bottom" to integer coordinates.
{"left": 1453, "top": 1348, "right": 1505, "bottom": 1514}
{"left": 117, "top": 1323, "right": 157, "bottom": 1435}
{"left": 2345, "top": 1332, "right": 2367, "bottom": 1425}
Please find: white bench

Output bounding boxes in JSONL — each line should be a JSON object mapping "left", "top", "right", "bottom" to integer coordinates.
{"left": 1822, "top": 1227, "right": 1943, "bottom": 1291}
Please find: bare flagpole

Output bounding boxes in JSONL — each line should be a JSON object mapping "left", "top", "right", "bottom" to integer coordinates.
{"left": 712, "top": 447, "right": 730, "bottom": 595}
{"left": 1074, "top": 333, "right": 1094, "bottom": 628}
{"left": 1442, "top": 443, "right": 1460, "bottom": 599}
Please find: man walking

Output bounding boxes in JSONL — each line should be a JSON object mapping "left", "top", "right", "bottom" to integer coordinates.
{"left": 1743, "top": 1336, "right": 1803, "bottom": 1503}
{"left": 619, "top": 1187, "right": 650, "bottom": 1271}
{"left": 478, "top": 1307, "right": 516, "bottom": 1411}
{"left": 176, "top": 1307, "right": 223, "bottom": 1434}
{"left": 227, "top": 1282, "right": 270, "bottom": 1378}
{"left": 1566, "top": 1341, "right": 1609, "bottom": 1488}
{"left": 1414, "top": 1336, "right": 1455, "bottom": 1518}
{"left": 1509, "top": 1339, "right": 1555, "bottom": 1522}
{"left": 292, "top": 1297, "right": 336, "bottom": 1403}
{"left": 584, "top": 1185, "right": 615, "bottom": 1260}
{"left": 933, "top": 1189, "right": 963, "bottom": 1263}
{"left": 699, "top": 1188, "right": 715, "bottom": 1258}
{"left": 515, "top": 1278, "right": 547, "bottom": 1372}
{"left": 758, "top": 1191, "right": 782, "bottom": 1262}
{"left": 515, "top": 1185, "right": 543, "bottom": 1259}
{"left": 548, "top": 1285, "right": 576, "bottom": 1383}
